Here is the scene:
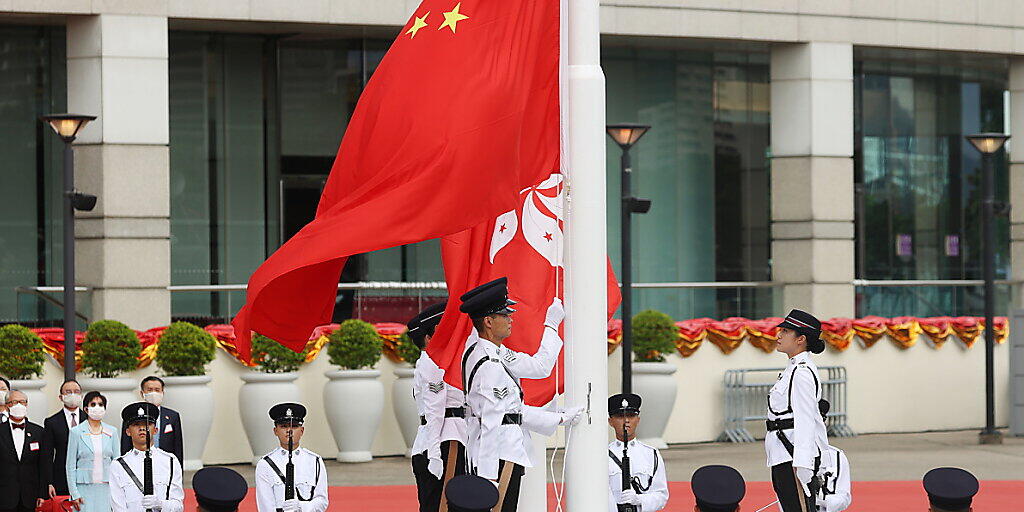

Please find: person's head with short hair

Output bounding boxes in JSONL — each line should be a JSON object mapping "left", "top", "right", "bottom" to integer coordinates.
{"left": 140, "top": 376, "right": 165, "bottom": 407}
{"left": 59, "top": 379, "right": 83, "bottom": 410}
{"left": 6, "top": 390, "right": 29, "bottom": 422}
{"left": 608, "top": 393, "right": 641, "bottom": 442}
{"left": 407, "top": 301, "right": 447, "bottom": 350}
{"left": 193, "top": 466, "right": 248, "bottom": 512}
{"left": 460, "top": 278, "right": 516, "bottom": 345}
{"left": 924, "top": 467, "right": 978, "bottom": 512}
{"left": 0, "top": 376, "right": 10, "bottom": 412}
{"left": 270, "top": 403, "right": 306, "bottom": 450}
{"left": 122, "top": 402, "right": 160, "bottom": 450}
{"left": 775, "top": 309, "right": 824, "bottom": 357}
{"left": 691, "top": 465, "right": 745, "bottom": 512}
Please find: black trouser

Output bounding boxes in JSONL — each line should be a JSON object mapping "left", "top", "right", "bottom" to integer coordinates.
{"left": 493, "top": 460, "right": 525, "bottom": 512}
{"left": 412, "top": 440, "right": 467, "bottom": 512}
{"left": 771, "top": 462, "right": 814, "bottom": 512}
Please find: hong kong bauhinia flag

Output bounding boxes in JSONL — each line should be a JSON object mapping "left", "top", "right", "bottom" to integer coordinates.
{"left": 231, "top": 0, "right": 561, "bottom": 358}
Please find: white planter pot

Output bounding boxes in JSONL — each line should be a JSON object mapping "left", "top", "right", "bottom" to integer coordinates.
{"left": 324, "top": 369, "right": 383, "bottom": 463}
{"left": 632, "top": 361, "right": 678, "bottom": 449}
{"left": 239, "top": 372, "right": 301, "bottom": 466}
{"left": 391, "top": 367, "right": 418, "bottom": 457}
{"left": 11, "top": 379, "right": 47, "bottom": 424}
{"left": 162, "top": 375, "right": 213, "bottom": 471}
{"left": 78, "top": 377, "right": 138, "bottom": 424}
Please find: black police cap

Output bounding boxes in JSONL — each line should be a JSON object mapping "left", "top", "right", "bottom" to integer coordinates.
{"left": 407, "top": 300, "right": 447, "bottom": 348}
{"left": 445, "top": 474, "right": 499, "bottom": 512}
{"left": 923, "top": 467, "right": 978, "bottom": 510}
{"left": 269, "top": 402, "right": 307, "bottom": 426}
{"left": 777, "top": 309, "right": 825, "bottom": 354}
{"left": 609, "top": 393, "right": 642, "bottom": 416}
{"left": 121, "top": 402, "right": 160, "bottom": 426}
{"left": 193, "top": 466, "right": 248, "bottom": 512}
{"left": 691, "top": 465, "right": 745, "bottom": 512}
{"left": 459, "top": 277, "right": 516, "bottom": 319}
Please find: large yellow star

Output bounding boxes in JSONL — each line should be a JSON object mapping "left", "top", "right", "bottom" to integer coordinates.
{"left": 406, "top": 12, "right": 429, "bottom": 39}
{"left": 438, "top": 3, "right": 469, "bottom": 34}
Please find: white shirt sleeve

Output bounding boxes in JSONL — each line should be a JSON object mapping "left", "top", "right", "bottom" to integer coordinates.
{"left": 790, "top": 367, "right": 821, "bottom": 470}
{"left": 108, "top": 460, "right": 128, "bottom": 512}
{"left": 637, "top": 450, "right": 668, "bottom": 512}
{"left": 301, "top": 455, "right": 329, "bottom": 512}
{"left": 826, "top": 450, "right": 852, "bottom": 512}
{"left": 161, "top": 454, "right": 185, "bottom": 512}
{"left": 255, "top": 460, "right": 278, "bottom": 512}
{"left": 470, "top": 362, "right": 505, "bottom": 480}
{"left": 520, "top": 405, "right": 561, "bottom": 437}
{"left": 419, "top": 363, "right": 448, "bottom": 466}
{"left": 500, "top": 327, "right": 562, "bottom": 379}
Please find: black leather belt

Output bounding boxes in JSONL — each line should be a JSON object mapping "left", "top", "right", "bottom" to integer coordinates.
{"left": 766, "top": 418, "right": 794, "bottom": 431}
{"left": 502, "top": 413, "right": 522, "bottom": 425}
{"left": 420, "top": 407, "right": 466, "bottom": 425}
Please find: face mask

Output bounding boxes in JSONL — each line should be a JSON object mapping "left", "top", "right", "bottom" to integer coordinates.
{"left": 62, "top": 393, "right": 83, "bottom": 409}
{"left": 8, "top": 403, "right": 28, "bottom": 420}
{"left": 87, "top": 406, "right": 106, "bottom": 421}
{"left": 143, "top": 392, "right": 163, "bottom": 407}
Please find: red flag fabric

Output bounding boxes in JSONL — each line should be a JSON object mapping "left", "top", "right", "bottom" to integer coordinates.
{"left": 428, "top": 175, "right": 622, "bottom": 406}
{"left": 231, "top": 0, "right": 561, "bottom": 359}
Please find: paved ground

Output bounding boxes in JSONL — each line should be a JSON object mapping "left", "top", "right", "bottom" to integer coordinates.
{"left": 184, "top": 430, "right": 1024, "bottom": 488}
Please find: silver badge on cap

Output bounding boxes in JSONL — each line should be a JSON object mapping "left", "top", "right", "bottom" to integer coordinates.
{"left": 621, "top": 399, "right": 628, "bottom": 408}
{"left": 286, "top": 408, "right": 293, "bottom": 417}
{"left": 138, "top": 407, "right": 145, "bottom": 416}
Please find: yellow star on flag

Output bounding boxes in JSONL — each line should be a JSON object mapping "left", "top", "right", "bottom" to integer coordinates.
{"left": 438, "top": 3, "right": 469, "bottom": 33}
{"left": 406, "top": 12, "right": 430, "bottom": 38}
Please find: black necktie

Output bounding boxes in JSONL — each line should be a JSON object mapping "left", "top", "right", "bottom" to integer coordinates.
{"left": 11, "top": 423, "right": 25, "bottom": 430}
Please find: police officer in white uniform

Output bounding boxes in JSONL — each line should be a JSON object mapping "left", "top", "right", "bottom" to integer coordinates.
{"left": 814, "top": 400, "right": 851, "bottom": 512}
{"left": 255, "top": 403, "right": 328, "bottom": 512}
{"left": 460, "top": 277, "right": 582, "bottom": 512}
{"left": 409, "top": 300, "right": 470, "bottom": 512}
{"left": 109, "top": 402, "right": 184, "bottom": 512}
{"left": 765, "top": 309, "right": 829, "bottom": 512}
{"left": 606, "top": 393, "right": 668, "bottom": 512}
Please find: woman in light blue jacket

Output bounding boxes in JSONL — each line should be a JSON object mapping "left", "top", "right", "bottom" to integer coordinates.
{"left": 67, "top": 391, "right": 117, "bottom": 512}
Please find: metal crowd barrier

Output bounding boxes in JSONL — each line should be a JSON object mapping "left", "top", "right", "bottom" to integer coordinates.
{"left": 719, "top": 366, "right": 855, "bottom": 443}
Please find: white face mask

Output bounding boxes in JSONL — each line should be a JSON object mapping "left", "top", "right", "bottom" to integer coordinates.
{"left": 62, "top": 392, "right": 83, "bottom": 409}
{"left": 143, "top": 391, "right": 163, "bottom": 407}
{"left": 8, "top": 403, "right": 28, "bottom": 420}
{"left": 87, "top": 405, "right": 106, "bottom": 421}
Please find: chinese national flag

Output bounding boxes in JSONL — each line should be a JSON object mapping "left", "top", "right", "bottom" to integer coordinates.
{"left": 427, "top": 177, "right": 622, "bottom": 406}
{"left": 231, "top": 0, "right": 560, "bottom": 358}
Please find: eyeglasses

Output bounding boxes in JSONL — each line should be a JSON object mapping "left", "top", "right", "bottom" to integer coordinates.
{"left": 6, "top": 399, "right": 28, "bottom": 406}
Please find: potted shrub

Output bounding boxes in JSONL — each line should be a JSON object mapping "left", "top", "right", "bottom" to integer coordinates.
{"left": 0, "top": 325, "right": 48, "bottom": 420}
{"left": 155, "top": 322, "right": 217, "bottom": 470}
{"left": 630, "top": 310, "right": 679, "bottom": 449}
{"left": 323, "top": 319, "right": 383, "bottom": 462}
{"left": 391, "top": 332, "right": 421, "bottom": 456}
{"left": 79, "top": 320, "right": 143, "bottom": 417}
{"left": 239, "top": 333, "right": 307, "bottom": 465}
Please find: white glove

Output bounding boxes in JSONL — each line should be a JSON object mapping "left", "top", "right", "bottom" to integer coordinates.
{"left": 618, "top": 490, "right": 642, "bottom": 506}
{"left": 794, "top": 466, "right": 813, "bottom": 497}
{"left": 140, "top": 495, "right": 161, "bottom": 510}
{"left": 545, "top": 298, "right": 565, "bottom": 329}
{"left": 559, "top": 406, "right": 585, "bottom": 426}
{"left": 428, "top": 456, "right": 444, "bottom": 479}
{"left": 282, "top": 499, "right": 301, "bottom": 512}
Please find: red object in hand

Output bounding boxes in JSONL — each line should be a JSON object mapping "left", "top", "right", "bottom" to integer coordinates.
{"left": 36, "top": 497, "right": 76, "bottom": 512}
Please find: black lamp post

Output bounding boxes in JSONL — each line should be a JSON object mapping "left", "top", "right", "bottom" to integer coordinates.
{"left": 607, "top": 123, "right": 651, "bottom": 394}
{"left": 965, "top": 132, "right": 1010, "bottom": 445}
{"left": 40, "top": 113, "right": 97, "bottom": 380}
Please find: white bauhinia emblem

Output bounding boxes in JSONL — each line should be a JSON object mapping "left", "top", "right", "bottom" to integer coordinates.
{"left": 488, "top": 172, "right": 564, "bottom": 267}
{"left": 489, "top": 209, "right": 518, "bottom": 263}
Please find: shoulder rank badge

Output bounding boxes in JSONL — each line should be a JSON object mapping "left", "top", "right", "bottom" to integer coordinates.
{"left": 502, "top": 350, "right": 517, "bottom": 364}
{"left": 493, "top": 387, "right": 509, "bottom": 399}
{"left": 428, "top": 381, "right": 444, "bottom": 394}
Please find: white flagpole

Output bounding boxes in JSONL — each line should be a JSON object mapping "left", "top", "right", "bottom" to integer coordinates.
{"left": 564, "top": 0, "right": 607, "bottom": 511}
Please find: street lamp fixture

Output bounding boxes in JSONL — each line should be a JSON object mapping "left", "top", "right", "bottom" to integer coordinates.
{"left": 607, "top": 123, "right": 652, "bottom": 394}
{"left": 965, "top": 131, "right": 1010, "bottom": 445}
{"left": 40, "top": 112, "right": 98, "bottom": 380}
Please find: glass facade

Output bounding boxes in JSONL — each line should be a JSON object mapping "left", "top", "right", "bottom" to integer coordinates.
{"left": 0, "top": 26, "right": 68, "bottom": 325}
{"left": 854, "top": 48, "right": 1010, "bottom": 316}
{"left": 603, "top": 42, "right": 773, "bottom": 321}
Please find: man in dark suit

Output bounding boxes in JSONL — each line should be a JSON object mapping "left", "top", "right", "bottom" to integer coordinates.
{"left": 42, "top": 379, "right": 87, "bottom": 496}
{"left": 119, "top": 376, "right": 184, "bottom": 464}
{"left": 0, "top": 390, "right": 51, "bottom": 512}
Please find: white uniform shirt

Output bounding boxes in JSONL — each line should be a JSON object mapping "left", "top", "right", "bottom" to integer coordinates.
{"left": 255, "top": 447, "right": 329, "bottom": 512}
{"left": 764, "top": 352, "right": 829, "bottom": 470}
{"left": 607, "top": 439, "right": 668, "bottom": 512}
{"left": 463, "top": 329, "right": 562, "bottom": 480}
{"left": 108, "top": 447, "right": 184, "bottom": 512}
{"left": 412, "top": 352, "right": 467, "bottom": 468}
{"left": 814, "top": 446, "right": 851, "bottom": 512}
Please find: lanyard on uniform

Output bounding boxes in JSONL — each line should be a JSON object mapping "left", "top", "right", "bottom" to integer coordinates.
{"left": 607, "top": 446, "right": 658, "bottom": 494}
{"left": 116, "top": 456, "right": 173, "bottom": 500}
{"left": 263, "top": 454, "right": 319, "bottom": 501}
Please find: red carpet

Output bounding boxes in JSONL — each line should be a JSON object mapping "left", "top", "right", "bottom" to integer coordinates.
{"left": 184, "top": 480, "right": 1024, "bottom": 511}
